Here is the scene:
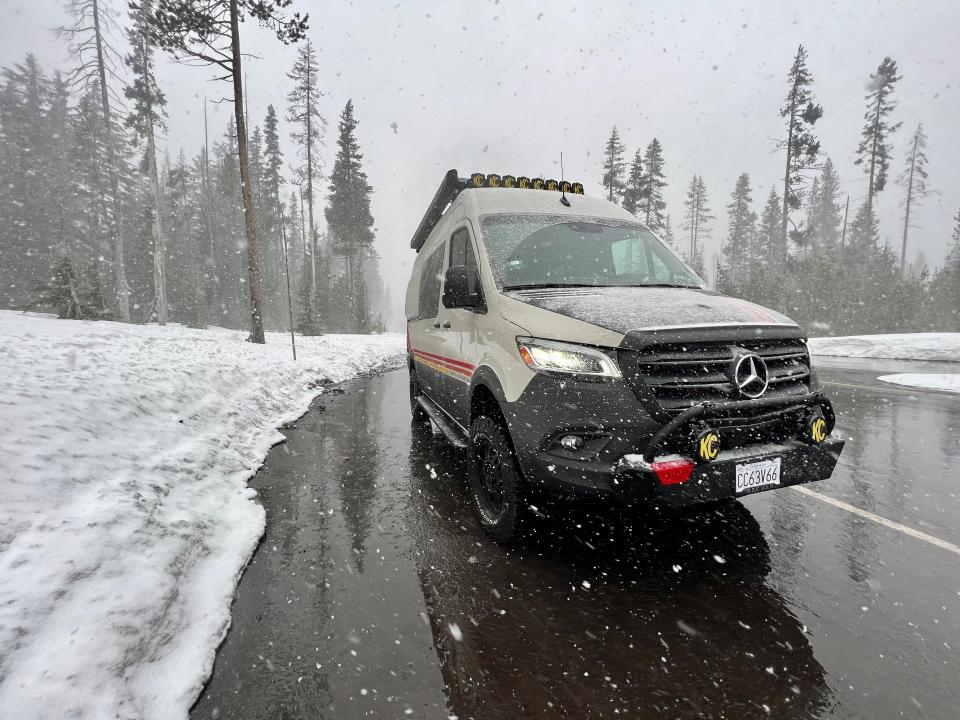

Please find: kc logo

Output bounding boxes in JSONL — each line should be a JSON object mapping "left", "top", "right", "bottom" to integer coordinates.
{"left": 695, "top": 430, "right": 720, "bottom": 462}
{"left": 811, "top": 416, "right": 826, "bottom": 443}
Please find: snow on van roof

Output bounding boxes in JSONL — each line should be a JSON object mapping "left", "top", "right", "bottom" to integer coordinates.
{"left": 463, "top": 187, "right": 641, "bottom": 223}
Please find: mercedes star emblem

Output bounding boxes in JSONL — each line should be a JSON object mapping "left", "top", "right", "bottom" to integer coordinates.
{"left": 733, "top": 353, "right": 769, "bottom": 398}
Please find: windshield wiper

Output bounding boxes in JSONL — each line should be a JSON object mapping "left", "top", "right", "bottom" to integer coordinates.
{"left": 502, "top": 283, "right": 597, "bottom": 291}
{"left": 624, "top": 283, "right": 701, "bottom": 289}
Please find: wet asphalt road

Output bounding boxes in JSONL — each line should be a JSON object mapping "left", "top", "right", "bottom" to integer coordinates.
{"left": 191, "top": 360, "right": 960, "bottom": 720}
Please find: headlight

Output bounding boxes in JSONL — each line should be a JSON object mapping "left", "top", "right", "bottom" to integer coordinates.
{"left": 516, "top": 337, "right": 621, "bottom": 379}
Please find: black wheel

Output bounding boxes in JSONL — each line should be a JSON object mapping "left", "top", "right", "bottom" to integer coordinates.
{"left": 409, "top": 366, "right": 430, "bottom": 423}
{"left": 468, "top": 415, "right": 524, "bottom": 543}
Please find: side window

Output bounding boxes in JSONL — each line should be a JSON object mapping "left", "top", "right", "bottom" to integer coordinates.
{"left": 449, "top": 227, "right": 481, "bottom": 295}
{"left": 418, "top": 244, "right": 445, "bottom": 319}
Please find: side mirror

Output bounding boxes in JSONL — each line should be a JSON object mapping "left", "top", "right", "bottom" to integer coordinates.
{"left": 442, "top": 265, "right": 483, "bottom": 310}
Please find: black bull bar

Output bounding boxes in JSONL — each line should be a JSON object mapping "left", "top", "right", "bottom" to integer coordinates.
{"left": 641, "top": 392, "right": 836, "bottom": 462}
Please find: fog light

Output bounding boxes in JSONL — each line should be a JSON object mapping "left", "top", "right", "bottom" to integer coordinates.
{"left": 691, "top": 426, "right": 721, "bottom": 463}
{"left": 805, "top": 413, "right": 828, "bottom": 444}
{"left": 560, "top": 435, "right": 585, "bottom": 452}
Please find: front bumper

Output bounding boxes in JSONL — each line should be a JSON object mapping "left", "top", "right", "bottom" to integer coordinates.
{"left": 613, "top": 436, "right": 845, "bottom": 507}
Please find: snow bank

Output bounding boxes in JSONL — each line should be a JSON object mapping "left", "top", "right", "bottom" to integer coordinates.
{"left": 0, "top": 311, "right": 405, "bottom": 719}
{"left": 807, "top": 333, "right": 960, "bottom": 362}
{"left": 877, "top": 373, "right": 960, "bottom": 393}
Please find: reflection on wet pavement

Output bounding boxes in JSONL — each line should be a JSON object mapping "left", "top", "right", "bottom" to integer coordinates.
{"left": 192, "top": 368, "right": 960, "bottom": 720}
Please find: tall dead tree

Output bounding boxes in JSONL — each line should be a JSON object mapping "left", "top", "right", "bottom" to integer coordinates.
{"left": 897, "top": 123, "right": 933, "bottom": 272}
{"left": 59, "top": 0, "right": 131, "bottom": 320}
{"left": 139, "top": 0, "right": 308, "bottom": 343}
{"left": 287, "top": 39, "right": 326, "bottom": 297}
{"left": 125, "top": 0, "right": 169, "bottom": 323}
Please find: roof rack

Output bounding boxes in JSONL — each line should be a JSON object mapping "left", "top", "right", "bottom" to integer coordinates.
{"left": 410, "top": 169, "right": 464, "bottom": 251}
{"left": 409, "top": 169, "right": 586, "bottom": 251}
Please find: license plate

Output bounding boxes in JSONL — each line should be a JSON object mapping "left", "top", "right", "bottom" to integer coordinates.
{"left": 735, "top": 457, "right": 782, "bottom": 494}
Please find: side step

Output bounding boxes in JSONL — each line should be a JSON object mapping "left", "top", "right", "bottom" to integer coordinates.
{"left": 416, "top": 395, "right": 468, "bottom": 448}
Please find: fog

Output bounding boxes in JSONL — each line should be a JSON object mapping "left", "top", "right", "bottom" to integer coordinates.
{"left": 4, "top": 0, "right": 958, "bottom": 326}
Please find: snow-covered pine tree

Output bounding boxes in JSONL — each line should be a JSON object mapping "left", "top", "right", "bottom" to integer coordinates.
{"left": 638, "top": 138, "right": 667, "bottom": 233}
{"left": 897, "top": 123, "right": 933, "bottom": 272}
{"left": 125, "top": 0, "right": 169, "bottom": 324}
{"left": 140, "top": 0, "right": 309, "bottom": 343}
{"left": 778, "top": 45, "right": 822, "bottom": 263}
{"left": 325, "top": 99, "right": 375, "bottom": 332}
{"left": 622, "top": 150, "right": 643, "bottom": 215}
{"left": 601, "top": 126, "right": 626, "bottom": 203}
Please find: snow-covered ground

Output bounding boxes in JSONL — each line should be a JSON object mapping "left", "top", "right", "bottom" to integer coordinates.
{"left": 877, "top": 373, "right": 960, "bottom": 393}
{"left": 0, "top": 311, "right": 405, "bottom": 719}
{"left": 808, "top": 333, "right": 960, "bottom": 362}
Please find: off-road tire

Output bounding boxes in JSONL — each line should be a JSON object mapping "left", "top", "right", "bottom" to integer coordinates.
{"left": 468, "top": 415, "right": 525, "bottom": 544}
{"left": 409, "top": 366, "right": 430, "bottom": 423}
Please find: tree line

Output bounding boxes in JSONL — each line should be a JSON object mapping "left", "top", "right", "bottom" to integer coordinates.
{"left": 0, "top": 0, "right": 385, "bottom": 340}
{"left": 600, "top": 46, "right": 959, "bottom": 335}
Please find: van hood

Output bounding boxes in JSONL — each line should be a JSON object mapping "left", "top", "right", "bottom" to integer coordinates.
{"left": 502, "top": 286, "right": 798, "bottom": 336}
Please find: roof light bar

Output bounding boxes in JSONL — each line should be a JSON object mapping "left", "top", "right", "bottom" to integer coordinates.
{"left": 410, "top": 169, "right": 587, "bottom": 251}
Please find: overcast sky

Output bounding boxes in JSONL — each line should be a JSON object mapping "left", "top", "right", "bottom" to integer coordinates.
{"left": 3, "top": 0, "right": 959, "bottom": 321}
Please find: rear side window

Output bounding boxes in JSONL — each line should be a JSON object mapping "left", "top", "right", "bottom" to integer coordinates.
{"left": 418, "top": 244, "right": 445, "bottom": 318}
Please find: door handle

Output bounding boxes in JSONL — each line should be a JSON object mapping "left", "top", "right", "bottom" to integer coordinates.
{"left": 442, "top": 321, "right": 451, "bottom": 329}
{"left": 433, "top": 321, "right": 441, "bottom": 328}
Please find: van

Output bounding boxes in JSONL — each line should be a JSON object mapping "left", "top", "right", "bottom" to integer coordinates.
{"left": 405, "top": 170, "right": 844, "bottom": 543}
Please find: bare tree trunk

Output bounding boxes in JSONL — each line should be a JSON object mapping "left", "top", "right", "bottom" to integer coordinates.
{"left": 900, "top": 133, "right": 918, "bottom": 273}
{"left": 229, "top": 0, "right": 265, "bottom": 344}
{"left": 142, "top": 34, "right": 168, "bottom": 325}
{"left": 92, "top": 0, "right": 130, "bottom": 321}
{"left": 781, "top": 88, "right": 797, "bottom": 266}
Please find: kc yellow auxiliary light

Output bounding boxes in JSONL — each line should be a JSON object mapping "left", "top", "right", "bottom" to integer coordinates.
{"left": 465, "top": 173, "right": 584, "bottom": 194}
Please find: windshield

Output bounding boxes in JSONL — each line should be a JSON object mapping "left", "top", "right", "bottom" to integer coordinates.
{"left": 479, "top": 214, "right": 704, "bottom": 290}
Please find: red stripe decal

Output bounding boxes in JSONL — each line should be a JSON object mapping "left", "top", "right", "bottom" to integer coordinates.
{"left": 411, "top": 348, "right": 476, "bottom": 372}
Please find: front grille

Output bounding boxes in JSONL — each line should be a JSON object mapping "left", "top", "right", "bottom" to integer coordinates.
{"left": 620, "top": 338, "right": 811, "bottom": 415}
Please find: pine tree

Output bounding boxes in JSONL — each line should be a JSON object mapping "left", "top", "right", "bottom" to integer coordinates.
{"left": 141, "top": 0, "right": 309, "bottom": 343}
{"left": 778, "top": 45, "right": 822, "bottom": 262}
{"left": 601, "top": 126, "right": 626, "bottom": 203}
{"left": 638, "top": 138, "right": 667, "bottom": 233}
{"left": 808, "top": 157, "right": 843, "bottom": 251}
{"left": 681, "top": 175, "right": 712, "bottom": 274}
{"left": 722, "top": 173, "right": 753, "bottom": 286}
{"left": 622, "top": 150, "right": 643, "bottom": 215}
{"left": 855, "top": 57, "right": 902, "bottom": 220}
{"left": 260, "top": 105, "right": 286, "bottom": 330}
{"left": 287, "top": 39, "right": 326, "bottom": 298}
{"left": 661, "top": 214, "right": 675, "bottom": 247}
{"left": 125, "top": 0, "right": 169, "bottom": 323}
{"left": 758, "top": 187, "right": 782, "bottom": 268}
{"left": 325, "top": 100, "right": 374, "bottom": 332}
{"left": 897, "top": 123, "right": 932, "bottom": 271}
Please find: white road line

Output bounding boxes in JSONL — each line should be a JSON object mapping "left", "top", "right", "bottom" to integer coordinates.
{"left": 824, "top": 379, "right": 957, "bottom": 397}
{"left": 790, "top": 485, "right": 960, "bottom": 558}
{"left": 823, "top": 380, "right": 928, "bottom": 395}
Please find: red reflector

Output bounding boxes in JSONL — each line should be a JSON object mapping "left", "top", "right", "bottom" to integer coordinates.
{"left": 651, "top": 459, "right": 695, "bottom": 486}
